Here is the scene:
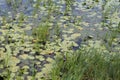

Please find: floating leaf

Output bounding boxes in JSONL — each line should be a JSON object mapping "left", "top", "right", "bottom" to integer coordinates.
{"left": 27, "top": 76, "right": 34, "bottom": 80}
{"left": 8, "top": 57, "right": 20, "bottom": 66}
{"left": 36, "top": 72, "right": 45, "bottom": 79}
{"left": 9, "top": 66, "right": 19, "bottom": 72}
{"left": 41, "top": 50, "right": 54, "bottom": 55}
{"left": 46, "top": 58, "right": 54, "bottom": 63}
{"left": 19, "top": 54, "right": 29, "bottom": 60}
{"left": 35, "top": 55, "right": 45, "bottom": 61}
{"left": 70, "top": 33, "right": 81, "bottom": 39}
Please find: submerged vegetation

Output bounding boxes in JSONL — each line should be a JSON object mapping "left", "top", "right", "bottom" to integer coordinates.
{"left": 0, "top": 0, "right": 120, "bottom": 80}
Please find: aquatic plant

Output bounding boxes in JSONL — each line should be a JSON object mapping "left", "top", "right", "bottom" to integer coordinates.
{"left": 101, "top": 0, "right": 120, "bottom": 29}
{"left": 32, "top": 0, "right": 41, "bottom": 15}
{"left": 101, "top": 0, "right": 120, "bottom": 52}
{"left": 32, "top": 22, "right": 50, "bottom": 44}
{"left": 64, "top": 0, "right": 75, "bottom": 15}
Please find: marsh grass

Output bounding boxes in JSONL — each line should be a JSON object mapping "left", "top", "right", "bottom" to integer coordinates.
{"left": 49, "top": 46, "right": 120, "bottom": 80}
{"left": 102, "top": 30, "right": 118, "bottom": 52}
{"left": 33, "top": 0, "right": 41, "bottom": 15}
{"left": 54, "top": 24, "right": 61, "bottom": 38}
{"left": 0, "top": 53, "right": 11, "bottom": 80}
{"left": 32, "top": 0, "right": 60, "bottom": 44}
{"left": 64, "top": 0, "right": 75, "bottom": 15}
{"left": 1, "top": 16, "right": 7, "bottom": 26}
{"left": 101, "top": 0, "right": 120, "bottom": 52}
{"left": 32, "top": 22, "right": 50, "bottom": 44}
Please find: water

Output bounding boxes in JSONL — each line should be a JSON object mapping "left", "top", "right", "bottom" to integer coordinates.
{"left": 0, "top": 0, "right": 120, "bottom": 44}
{"left": 0, "top": 0, "right": 120, "bottom": 79}
{"left": 0, "top": 0, "right": 119, "bottom": 65}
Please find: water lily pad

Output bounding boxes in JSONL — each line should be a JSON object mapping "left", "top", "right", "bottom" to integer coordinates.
{"left": 76, "top": 26, "right": 83, "bottom": 30}
{"left": 9, "top": 66, "right": 19, "bottom": 72}
{"left": 27, "top": 76, "right": 34, "bottom": 80}
{"left": 35, "top": 72, "right": 44, "bottom": 79}
{"left": 46, "top": 58, "right": 54, "bottom": 63}
{"left": 42, "top": 64, "right": 53, "bottom": 73}
{"left": 41, "top": 50, "right": 54, "bottom": 55}
{"left": 70, "top": 33, "right": 81, "bottom": 39}
{"left": 8, "top": 57, "right": 20, "bottom": 66}
{"left": 19, "top": 54, "right": 29, "bottom": 60}
{"left": 22, "top": 65, "right": 29, "bottom": 69}
{"left": 63, "top": 29, "right": 74, "bottom": 33}
{"left": 0, "top": 47, "right": 5, "bottom": 52}
{"left": 28, "top": 56, "right": 35, "bottom": 60}
{"left": 81, "top": 22, "right": 89, "bottom": 26}
{"left": 36, "top": 55, "right": 45, "bottom": 61}
{"left": 0, "top": 51, "right": 6, "bottom": 60}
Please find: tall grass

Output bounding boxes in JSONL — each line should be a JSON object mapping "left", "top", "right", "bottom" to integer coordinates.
{"left": 49, "top": 46, "right": 120, "bottom": 80}
{"left": 32, "top": 0, "right": 61, "bottom": 44}
{"left": 101, "top": 0, "right": 120, "bottom": 52}
{"left": 48, "top": 1, "right": 119, "bottom": 79}
{"left": 64, "top": 0, "right": 75, "bottom": 15}
{"left": 32, "top": 22, "right": 50, "bottom": 44}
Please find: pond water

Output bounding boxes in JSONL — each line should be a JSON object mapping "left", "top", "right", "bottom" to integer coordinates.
{"left": 0, "top": 0, "right": 120, "bottom": 79}
{"left": 0, "top": 0, "right": 112, "bottom": 35}
{"left": 1, "top": 0, "right": 117, "bottom": 40}
{"left": 0, "top": 0, "right": 102, "bottom": 37}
